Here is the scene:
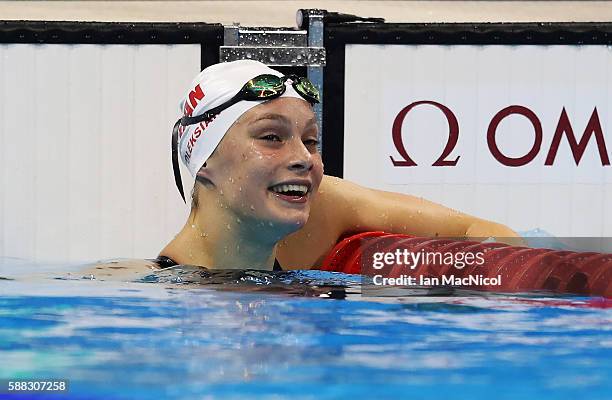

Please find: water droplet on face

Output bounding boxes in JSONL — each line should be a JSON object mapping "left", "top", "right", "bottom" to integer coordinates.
{"left": 229, "top": 177, "right": 235, "bottom": 183}
{"left": 220, "top": 189, "right": 224, "bottom": 196}
{"left": 200, "top": 232, "right": 207, "bottom": 238}
{"left": 268, "top": 222, "right": 273, "bottom": 227}
{"left": 172, "top": 276, "right": 183, "bottom": 283}
{"left": 239, "top": 187, "right": 242, "bottom": 192}
{"left": 191, "top": 224, "right": 196, "bottom": 229}
{"left": 236, "top": 218, "right": 241, "bottom": 224}
{"left": 250, "top": 205, "right": 255, "bottom": 211}
{"left": 224, "top": 246, "right": 228, "bottom": 254}
{"left": 226, "top": 223, "right": 231, "bottom": 230}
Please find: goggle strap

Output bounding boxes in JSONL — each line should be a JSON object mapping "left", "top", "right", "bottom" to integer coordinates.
{"left": 181, "top": 112, "right": 209, "bottom": 127}
{"left": 171, "top": 119, "right": 186, "bottom": 204}
{"left": 181, "top": 95, "right": 243, "bottom": 128}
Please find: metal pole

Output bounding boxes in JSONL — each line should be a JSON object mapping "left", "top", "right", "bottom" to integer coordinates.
{"left": 303, "top": 10, "right": 325, "bottom": 154}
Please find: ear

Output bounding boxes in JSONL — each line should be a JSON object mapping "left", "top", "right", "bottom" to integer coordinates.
{"left": 195, "top": 162, "right": 215, "bottom": 187}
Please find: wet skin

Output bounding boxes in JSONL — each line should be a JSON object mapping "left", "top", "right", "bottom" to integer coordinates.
{"left": 161, "top": 97, "right": 324, "bottom": 270}
{"left": 196, "top": 96, "right": 323, "bottom": 234}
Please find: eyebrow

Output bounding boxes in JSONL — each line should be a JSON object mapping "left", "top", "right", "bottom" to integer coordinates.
{"left": 251, "top": 113, "right": 291, "bottom": 125}
{"left": 250, "top": 113, "right": 318, "bottom": 128}
{"left": 304, "top": 116, "right": 318, "bottom": 127}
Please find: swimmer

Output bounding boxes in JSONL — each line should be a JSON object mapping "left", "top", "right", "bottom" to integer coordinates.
{"left": 154, "top": 60, "right": 520, "bottom": 271}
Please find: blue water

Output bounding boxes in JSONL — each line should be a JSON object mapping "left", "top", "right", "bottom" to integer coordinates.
{"left": 0, "top": 261, "right": 611, "bottom": 400}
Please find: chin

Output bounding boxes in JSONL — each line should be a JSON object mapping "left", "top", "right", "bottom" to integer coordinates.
{"left": 261, "top": 191, "right": 312, "bottom": 231}
{"left": 270, "top": 210, "right": 310, "bottom": 232}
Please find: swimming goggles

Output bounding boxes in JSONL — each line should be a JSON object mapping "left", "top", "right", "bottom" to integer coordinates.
{"left": 172, "top": 74, "right": 320, "bottom": 203}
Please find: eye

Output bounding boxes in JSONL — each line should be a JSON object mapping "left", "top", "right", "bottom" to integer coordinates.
{"left": 260, "top": 134, "right": 282, "bottom": 142}
{"left": 303, "top": 138, "right": 319, "bottom": 147}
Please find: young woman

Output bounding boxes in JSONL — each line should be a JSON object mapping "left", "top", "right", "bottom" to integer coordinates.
{"left": 156, "top": 60, "right": 520, "bottom": 271}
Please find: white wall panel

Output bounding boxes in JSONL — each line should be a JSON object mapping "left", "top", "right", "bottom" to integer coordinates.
{"left": 538, "top": 185, "right": 571, "bottom": 236}
{"left": 0, "top": 44, "right": 199, "bottom": 263}
{"left": 0, "top": 46, "right": 3, "bottom": 261}
{"left": 34, "top": 46, "right": 71, "bottom": 262}
{"left": 2, "top": 45, "right": 37, "bottom": 260}
{"left": 68, "top": 45, "right": 103, "bottom": 261}
{"left": 605, "top": 184, "right": 612, "bottom": 237}
{"left": 344, "top": 44, "right": 612, "bottom": 237}
{"left": 99, "top": 45, "right": 136, "bottom": 259}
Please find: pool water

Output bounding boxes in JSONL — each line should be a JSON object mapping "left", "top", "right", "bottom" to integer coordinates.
{"left": 0, "top": 260, "right": 611, "bottom": 400}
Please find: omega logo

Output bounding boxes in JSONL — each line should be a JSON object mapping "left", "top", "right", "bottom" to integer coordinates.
{"left": 390, "top": 101, "right": 610, "bottom": 167}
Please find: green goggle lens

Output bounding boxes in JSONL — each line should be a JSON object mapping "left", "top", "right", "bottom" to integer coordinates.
{"left": 244, "top": 74, "right": 319, "bottom": 103}
{"left": 245, "top": 75, "right": 284, "bottom": 98}
{"left": 294, "top": 78, "right": 320, "bottom": 103}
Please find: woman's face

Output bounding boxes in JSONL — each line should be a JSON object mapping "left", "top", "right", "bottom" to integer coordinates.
{"left": 199, "top": 97, "right": 324, "bottom": 231}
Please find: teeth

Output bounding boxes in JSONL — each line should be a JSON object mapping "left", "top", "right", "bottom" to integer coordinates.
{"left": 270, "top": 184, "right": 308, "bottom": 195}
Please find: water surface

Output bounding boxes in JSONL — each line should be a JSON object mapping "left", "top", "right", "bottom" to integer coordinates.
{"left": 0, "top": 259, "right": 610, "bottom": 400}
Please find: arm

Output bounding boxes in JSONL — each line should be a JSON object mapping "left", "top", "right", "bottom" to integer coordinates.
{"left": 321, "top": 175, "right": 523, "bottom": 245}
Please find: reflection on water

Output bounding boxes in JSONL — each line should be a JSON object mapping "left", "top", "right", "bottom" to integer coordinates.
{"left": 137, "top": 265, "right": 360, "bottom": 299}
{"left": 0, "top": 260, "right": 611, "bottom": 400}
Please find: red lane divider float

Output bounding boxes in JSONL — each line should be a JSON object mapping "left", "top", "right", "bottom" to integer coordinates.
{"left": 320, "top": 232, "right": 612, "bottom": 298}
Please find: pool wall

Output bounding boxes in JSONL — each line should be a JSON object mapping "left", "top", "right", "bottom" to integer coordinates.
{"left": 1, "top": 16, "right": 611, "bottom": 263}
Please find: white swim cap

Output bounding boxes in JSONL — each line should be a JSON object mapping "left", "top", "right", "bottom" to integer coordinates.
{"left": 177, "top": 60, "right": 305, "bottom": 177}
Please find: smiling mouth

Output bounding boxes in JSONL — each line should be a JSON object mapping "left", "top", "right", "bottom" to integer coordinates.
{"left": 267, "top": 183, "right": 310, "bottom": 203}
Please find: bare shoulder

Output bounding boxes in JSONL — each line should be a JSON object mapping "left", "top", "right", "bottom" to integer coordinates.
{"left": 79, "top": 259, "right": 162, "bottom": 281}
{"left": 316, "top": 174, "right": 357, "bottom": 213}
{"left": 318, "top": 174, "right": 383, "bottom": 207}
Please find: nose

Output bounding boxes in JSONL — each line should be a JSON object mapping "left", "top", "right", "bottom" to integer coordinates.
{"left": 287, "top": 137, "right": 314, "bottom": 172}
